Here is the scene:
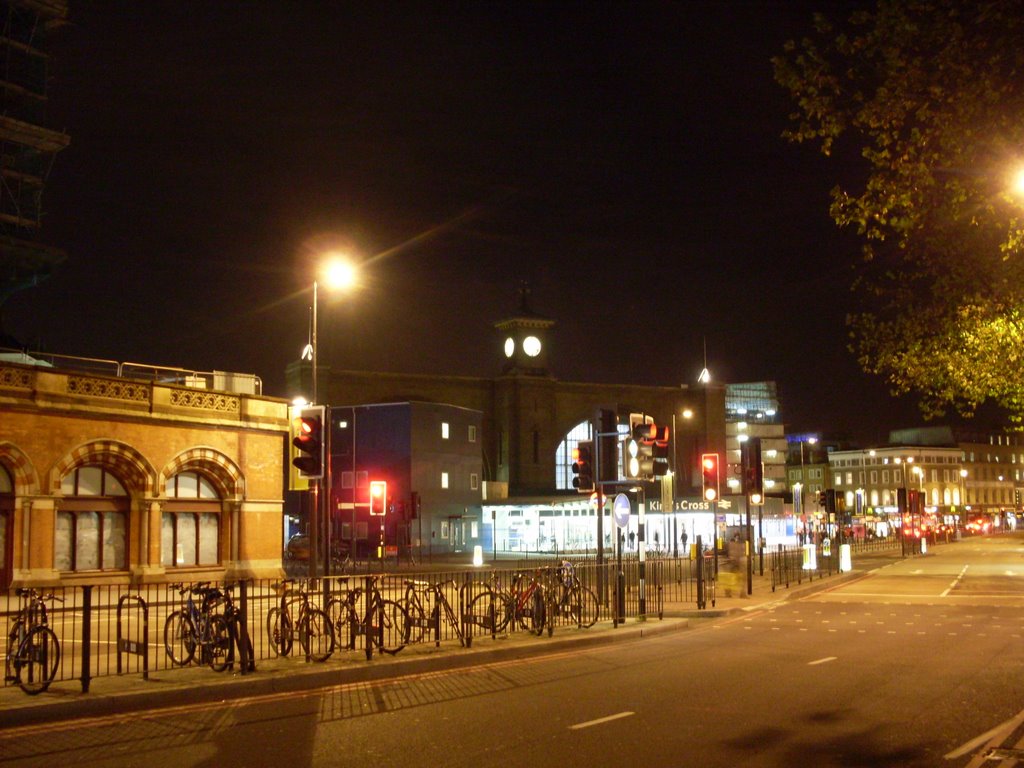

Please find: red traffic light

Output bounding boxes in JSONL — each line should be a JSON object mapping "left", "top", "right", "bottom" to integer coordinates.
{"left": 369, "top": 480, "right": 387, "bottom": 515}
{"left": 701, "top": 453, "right": 720, "bottom": 502}
{"left": 292, "top": 405, "right": 325, "bottom": 480}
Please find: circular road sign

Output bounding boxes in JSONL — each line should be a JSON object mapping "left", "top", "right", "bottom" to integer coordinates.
{"left": 613, "top": 493, "right": 631, "bottom": 529}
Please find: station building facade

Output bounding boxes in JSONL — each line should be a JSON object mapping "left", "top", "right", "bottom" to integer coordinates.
{"left": 288, "top": 301, "right": 731, "bottom": 557}
{"left": 0, "top": 355, "right": 290, "bottom": 589}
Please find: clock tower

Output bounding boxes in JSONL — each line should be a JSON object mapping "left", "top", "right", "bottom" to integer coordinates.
{"left": 495, "top": 284, "right": 554, "bottom": 377}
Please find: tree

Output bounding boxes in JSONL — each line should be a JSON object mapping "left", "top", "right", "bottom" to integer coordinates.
{"left": 773, "top": 0, "right": 1024, "bottom": 422}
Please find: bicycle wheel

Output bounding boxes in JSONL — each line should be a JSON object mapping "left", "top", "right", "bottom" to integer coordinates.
{"left": 206, "top": 614, "right": 232, "bottom": 672}
{"left": 5, "top": 620, "right": 24, "bottom": 684}
{"left": 266, "top": 606, "right": 294, "bottom": 656}
{"left": 369, "top": 599, "right": 407, "bottom": 655}
{"left": 576, "top": 586, "right": 599, "bottom": 628}
{"left": 529, "top": 589, "right": 546, "bottom": 636}
{"left": 164, "top": 610, "right": 197, "bottom": 666}
{"left": 326, "top": 595, "right": 358, "bottom": 650}
{"left": 402, "top": 597, "right": 426, "bottom": 644}
{"left": 15, "top": 626, "right": 60, "bottom": 695}
{"left": 467, "top": 590, "right": 504, "bottom": 635}
{"left": 299, "top": 607, "right": 335, "bottom": 662}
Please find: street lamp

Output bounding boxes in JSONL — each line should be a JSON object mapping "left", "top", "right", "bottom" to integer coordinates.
{"left": 306, "top": 254, "right": 358, "bottom": 577}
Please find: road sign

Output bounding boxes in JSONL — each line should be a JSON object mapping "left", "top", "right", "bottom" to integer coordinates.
{"left": 613, "top": 493, "right": 631, "bottom": 529}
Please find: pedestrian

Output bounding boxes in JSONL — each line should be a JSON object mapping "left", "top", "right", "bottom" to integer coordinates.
{"left": 628, "top": 530, "right": 636, "bottom": 550}
{"left": 681, "top": 529, "right": 688, "bottom": 549}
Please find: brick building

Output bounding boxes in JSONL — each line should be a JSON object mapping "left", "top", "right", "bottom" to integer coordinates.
{"left": 0, "top": 355, "right": 289, "bottom": 588}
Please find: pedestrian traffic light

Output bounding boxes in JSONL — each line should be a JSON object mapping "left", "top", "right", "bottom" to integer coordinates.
{"left": 369, "top": 480, "right": 387, "bottom": 516}
{"left": 701, "top": 453, "right": 720, "bottom": 502}
{"left": 292, "top": 405, "right": 326, "bottom": 480}
{"left": 572, "top": 440, "right": 595, "bottom": 493}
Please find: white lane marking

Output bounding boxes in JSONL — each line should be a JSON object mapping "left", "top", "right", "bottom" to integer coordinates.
{"left": 570, "top": 711, "right": 635, "bottom": 730}
{"left": 941, "top": 565, "right": 969, "bottom": 597}
{"left": 808, "top": 656, "right": 837, "bottom": 666}
{"left": 945, "top": 705, "right": 1024, "bottom": 760}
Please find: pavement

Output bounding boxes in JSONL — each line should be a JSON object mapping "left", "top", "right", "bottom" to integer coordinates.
{"left": 0, "top": 547, "right": 909, "bottom": 729}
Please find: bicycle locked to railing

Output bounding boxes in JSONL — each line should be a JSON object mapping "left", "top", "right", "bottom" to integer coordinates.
{"left": 398, "top": 579, "right": 469, "bottom": 648}
{"left": 544, "top": 561, "right": 599, "bottom": 632}
{"left": 326, "top": 576, "right": 408, "bottom": 657}
{"left": 4, "top": 587, "right": 62, "bottom": 695}
{"left": 163, "top": 582, "right": 233, "bottom": 672}
{"left": 267, "top": 578, "right": 335, "bottom": 662}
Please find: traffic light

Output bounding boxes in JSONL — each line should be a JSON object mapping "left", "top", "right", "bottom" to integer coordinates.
{"left": 597, "top": 408, "right": 619, "bottom": 483}
{"left": 741, "top": 437, "right": 763, "bottom": 505}
{"left": 701, "top": 453, "right": 720, "bottom": 502}
{"left": 572, "top": 440, "right": 595, "bottom": 493}
{"left": 624, "top": 414, "right": 667, "bottom": 481}
{"left": 369, "top": 480, "right": 387, "bottom": 516}
{"left": 823, "top": 489, "right": 837, "bottom": 515}
{"left": 292, "top": 405, "right": 326, "bottom": 480}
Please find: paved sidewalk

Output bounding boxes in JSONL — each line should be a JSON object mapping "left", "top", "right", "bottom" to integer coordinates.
{"left": 0, "top": 547, "right": 907, "bottom": 729}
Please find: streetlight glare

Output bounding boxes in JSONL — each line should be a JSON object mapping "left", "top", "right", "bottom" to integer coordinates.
{"left": 1013, "top": 166, "right": 1024, "bottom": 196}
{"left": 322, "top": 257, "right": 357, "bottom": 291}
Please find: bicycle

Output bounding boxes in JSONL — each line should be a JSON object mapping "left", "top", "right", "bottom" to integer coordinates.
{"left": 4, "top": 588, "right": 62, "bottom": 695}
{"left": 399, "top": 580, "right": 466, "bottom": 647}
{"left": 266, "top": 579, "right": 335, "bottom": 662}
{"left": 164, "top": 582, "right": 232, "bottom": 672}
{"left": 546, "top": 561, "right": 599, "bottom": 631}
{"left": 214, "top": 582, "right": 255, "bottom": 672}
{"left": 482, "top": 570, "right": 547, "bottom": 636}
{"left": 326, "top": 576, "right": 408, "bottom": 655}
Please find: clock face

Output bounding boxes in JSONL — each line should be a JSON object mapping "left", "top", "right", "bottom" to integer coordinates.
{"left": 523, "top": 335, "right": 542, "bottom": 357}
{"left": 504, "top": 337, "right": 515, "bottom": 358}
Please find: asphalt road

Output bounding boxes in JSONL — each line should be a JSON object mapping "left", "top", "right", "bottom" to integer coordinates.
{"left": 2, "top": 535, "right": 1023, "bottom": 767}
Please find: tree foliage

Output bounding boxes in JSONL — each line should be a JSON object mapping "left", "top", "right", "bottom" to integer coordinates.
{"left": 773, "top": 0, "right": 1024, "bottom": 422}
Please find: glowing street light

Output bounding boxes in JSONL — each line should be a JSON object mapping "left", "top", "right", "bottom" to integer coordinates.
{"left": 306, "top": 254, "right": 358, "bottom": 578}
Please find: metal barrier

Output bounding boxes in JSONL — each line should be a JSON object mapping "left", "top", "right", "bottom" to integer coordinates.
{"left": 116, "top": 593, "right": 149, "bottom": 680}
{"left": 0, "top": 558, "right": 708, "bottom": 694}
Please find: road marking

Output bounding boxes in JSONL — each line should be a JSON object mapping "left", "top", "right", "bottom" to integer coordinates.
{"left": 570, "top": 711, "right": 635, "bottom": 730}
{"left": 808, "top": 656, "right": 837, "bottom": 666}
{"left": 941, "top": 565, "right": 969, "bottom": 597}
{"left": 945, "top": 705, "right": 1024, "bottom": 760}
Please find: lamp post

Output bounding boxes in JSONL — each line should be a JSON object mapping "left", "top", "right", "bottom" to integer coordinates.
{"left": 307, "top": 256, "right": 357, "bottom": 577}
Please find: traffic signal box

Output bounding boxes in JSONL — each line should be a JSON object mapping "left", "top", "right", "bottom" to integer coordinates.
{"left": 701, "top": 453, "right": 720, "bottom": 502}
{"left": 292, "top": 405, "right": 326, "bottom": 480}
{"left": 624, "top": 414, "right": 670, "bottom": 481}
{"left": 369, "top": 480, "right": 387, "bottom": 515}
{"left": 572, "top": 440, "right": 595, "bottom": 493}
{"left": 740, "top": 437, "right": 763, "bottom": 505}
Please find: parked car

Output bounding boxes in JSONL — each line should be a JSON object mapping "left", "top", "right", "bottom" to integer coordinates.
{"left": 285, "top": 533, "right": 350, "bottom": 562}
{"left": 285, "top": 533, "right": 310, "bottom": 560}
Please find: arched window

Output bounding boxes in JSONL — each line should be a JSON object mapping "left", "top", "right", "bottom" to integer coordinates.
{"left": 161, "top": 471, "right": 220, "bottom": 567}
{"left": 554, "top": 419, "right": 629, "bottom": 490}
{"left": 554, "top": 421, "right": 592, "bottom": 491}
{"left": 57, "top": 466, "right": 128, "bottom": 572}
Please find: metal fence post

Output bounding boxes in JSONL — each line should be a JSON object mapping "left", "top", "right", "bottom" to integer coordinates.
{"left": 80, "top": 585, "right": 92, "bottom": 693}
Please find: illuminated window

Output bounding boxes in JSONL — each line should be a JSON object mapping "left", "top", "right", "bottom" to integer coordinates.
{"left": 56, "top": 466, "right": 128, "bottom": 572}
{"left": 161, "top": 471, "right": 221, "bottom": 568}
{"left": 442, "top": 422, "right": 450, "bottom": 439}
{"left": 441, "top": 472, "right": 449, "bottom": 489}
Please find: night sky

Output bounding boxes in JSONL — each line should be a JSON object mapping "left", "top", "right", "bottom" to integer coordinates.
{"left": 5, "top": 1, "right": 929, "bottom": 444}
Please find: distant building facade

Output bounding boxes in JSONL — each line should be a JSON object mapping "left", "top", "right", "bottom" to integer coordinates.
{"left": 288, "top": 296, "right": 730, "bottom": 555}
